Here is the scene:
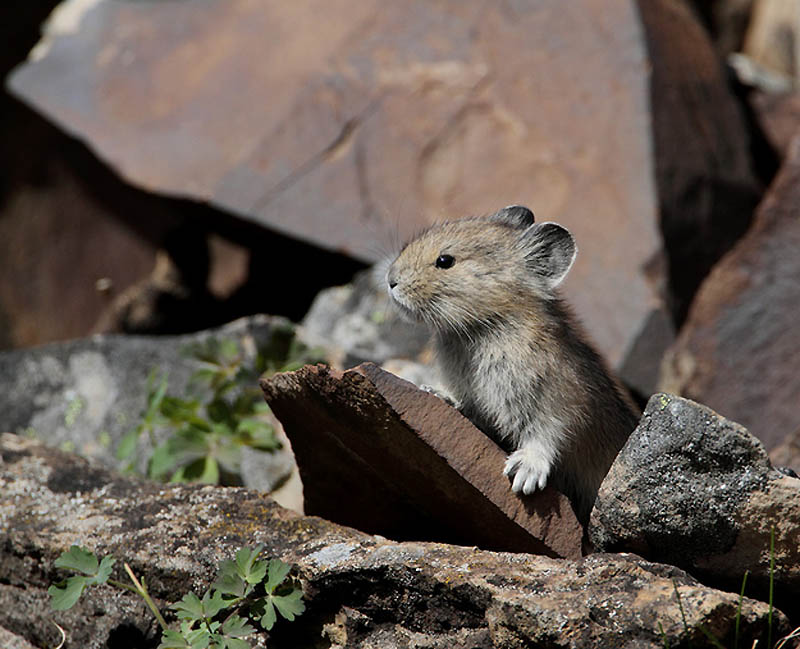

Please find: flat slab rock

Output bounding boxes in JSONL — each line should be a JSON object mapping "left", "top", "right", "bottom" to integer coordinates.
{"left": 590, "top": 393, "right": 800, "bottom": 619}
{"left": 260, "top": 362, "right": 583, "bottom": 559}
{"left": 0, "top": 434, "right": 790, "bottom": 649}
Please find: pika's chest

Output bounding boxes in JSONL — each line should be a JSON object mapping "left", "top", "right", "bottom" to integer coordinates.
{"left": 436, "top": 333, "right": 531, "bottom": 397}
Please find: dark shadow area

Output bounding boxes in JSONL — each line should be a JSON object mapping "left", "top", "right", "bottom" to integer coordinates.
{"left": 106, "top": 622, "right": 159, "bottom": 649}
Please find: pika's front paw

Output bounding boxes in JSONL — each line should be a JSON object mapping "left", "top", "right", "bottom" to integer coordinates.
{"left": 503, "top": 448, "right": 552, "bottom": 494}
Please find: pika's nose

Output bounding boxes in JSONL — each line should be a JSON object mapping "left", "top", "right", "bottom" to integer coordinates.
{"left": 387, "top": 270, "right": 397, "bottom": 290}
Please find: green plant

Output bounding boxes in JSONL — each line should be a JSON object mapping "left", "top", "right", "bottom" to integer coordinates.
{"left": 49, "top": 544, "right": 304, "bottom": 649}
{"left": 117, "top": 326, "right": 324, "bottom": 485}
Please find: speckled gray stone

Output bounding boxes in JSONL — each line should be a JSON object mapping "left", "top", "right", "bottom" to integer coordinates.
{"left": 589, "top": 393, "right": 800, "bottom": 618}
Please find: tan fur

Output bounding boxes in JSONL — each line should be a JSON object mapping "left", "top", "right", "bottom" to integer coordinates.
{"left": 386, "top": 207, "right": 639, "bottom": 524}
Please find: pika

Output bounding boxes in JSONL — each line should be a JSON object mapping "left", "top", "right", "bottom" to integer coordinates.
{"left": 386, "top": 205, "right": 639, "bottom": 523}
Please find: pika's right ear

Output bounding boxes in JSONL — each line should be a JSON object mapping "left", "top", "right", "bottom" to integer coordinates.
{"left": 489, "top": 205, "right": 535, "bottom": 229}
{"left": 521, "top": 222, "right": 577, "bottom": 288}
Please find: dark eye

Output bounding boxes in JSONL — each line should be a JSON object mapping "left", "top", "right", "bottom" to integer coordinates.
{"left": 435, "top": 254, "right": 455, "bottom": 269}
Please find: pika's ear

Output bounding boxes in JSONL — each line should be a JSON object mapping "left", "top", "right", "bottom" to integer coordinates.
{"left": 521, "top": 222, "right": 577, "bottom": 288}
{"left": 489, "top": 205, "right": 535, "bottom": 229}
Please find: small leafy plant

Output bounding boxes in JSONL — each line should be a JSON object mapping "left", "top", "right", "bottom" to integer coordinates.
{"left": 117, "top": 325, "right": 324, "bottom": 485}
{"left": 49, "top": 544, "right": 304, "bottom": 649}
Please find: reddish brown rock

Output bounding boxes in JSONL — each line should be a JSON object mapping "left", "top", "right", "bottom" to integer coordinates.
{"left": 771, "top": 427, "right": 800, "bottom": 475}
{"left": 750, "top": 90, "right": 800, "bottom": 158}
{"left": 660, "top": 134, "right": 800, "bottom": 451}
{"left": 637, "top": 0, "right": 762, "bottom": 324}
{"left": 0, "top": 155, "right": 161, "bottom": 350}
{"left": 689, "top": 0, "right": 754, "bottom": 58}
{"left": 260, "top": 363, "right": 583, "bottom": 559}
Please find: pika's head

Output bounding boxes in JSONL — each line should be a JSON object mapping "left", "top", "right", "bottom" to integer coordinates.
{"left": 386, "top": 205, "right": 576, "bottom": 331}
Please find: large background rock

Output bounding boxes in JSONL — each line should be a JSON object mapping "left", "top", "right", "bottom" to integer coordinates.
{"left": 0, "top": 434, "right": 790, "bottom": 649}
{"left": 660, "top": 135, "right": 800, "bottom": 453}
{"left": 9, "top": 0, "right": 763, "bottom": 395}
{"left": 590, "top": 393, "right": 800, "bottom": 619}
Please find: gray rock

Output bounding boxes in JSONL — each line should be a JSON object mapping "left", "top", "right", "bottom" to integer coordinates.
{"left": 0, "top": 627, "right": 38, "bottom": 649}
{"left": 0, "top": 434, "right": 790, "bottom": 649}
{"left": 589, "top": 393, "right": 800, "bottom": 619}
{"left": 301, "top": 268, "right": 430, "bottom": 370}
{"left": 0, "top": 315, "right": 302, "bottom": 500}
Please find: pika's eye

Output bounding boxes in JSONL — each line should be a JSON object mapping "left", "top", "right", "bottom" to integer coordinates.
{"left": 435, "top": 254, "right": 455, "bottom": 269}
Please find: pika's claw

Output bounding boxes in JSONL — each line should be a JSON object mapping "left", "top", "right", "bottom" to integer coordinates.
{"left": 504, "top": 447, "right": 552, "bottom": 494}
{"left": 420, "top": 385, "right": 462, "bottom": 410}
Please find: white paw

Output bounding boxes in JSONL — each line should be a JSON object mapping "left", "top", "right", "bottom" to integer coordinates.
{"left": 503, "top": 447, "right": 552, "bottom": 494}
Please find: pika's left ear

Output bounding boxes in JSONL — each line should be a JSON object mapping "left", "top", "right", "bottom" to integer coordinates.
{"left": 520, "top": 222, "right": 577, "bottom": 288}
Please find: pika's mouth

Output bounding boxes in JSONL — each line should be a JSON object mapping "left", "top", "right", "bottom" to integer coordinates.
{"left": 388, "top": 287, "right": 424, "bottom": 323}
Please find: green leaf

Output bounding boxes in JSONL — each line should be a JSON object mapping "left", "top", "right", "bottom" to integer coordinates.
{"left": 202, "top": 589, "right": 229, "bottom": 618}
{"left": 149, "top": 441, "right": 179, "bottom": 480}
{"left": 160, "top": 395, "right": 205, "bottom": 427}
{"left": 272, "top": 588, "right": 305, "bottom": 622}
{"left": 173, "top": 456, "right": 219, "bottom": 485}
{"left": 54, "top": 545, "right": 99, "bottom": 575}
{"left": 158, "top": 630, "right": 195, "bottom": 649}
{"left": 220, "top": 614, "right": 254, "bottom": 638}
{"left": 49, "top": 575, "right": 89, "bottom": 610}
{"left": 212, "top": 572, "right": 248, "bottom": 599}
{"left": 265, "top": 559, "right": 291, "bottom": 592}
{"left": 257, "top": 598, "right": 277, "bottom": 631}
{"left": 145, "top": 371, "right": 170, "bottom": 421}
{"left": 171, "top": 592, "right": 205, "bottom": 621}
{"left": 159, "top": 627, "right": 214, "bottom": 649}
{"left": 116, "top": 428, "right": 140, "bottom": 461}
{"left": 93, "top": 555, "right": 115, "bottom": 585}
{"left": 170, "top": 591, "right": 226, "bottom": 629}
{"left": 213, "top": 547, "right": 266, "bottom": 598}
{"left": 207, "top": 398, "right": 235, "bottom": 426}
{"left": 187, "top": 627, "right": 214, "bottom": 649}
{"left": 235, "top": 545, "right": 267, "bottom": 584}
{"left": 201, "top": 455, "right": 221, "bottom": 485}
{"left": 235, "top": 419, "right": 279, "bottom": 451}
{"left": 253, "top": 558, "right": 305, "bottom": 629}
